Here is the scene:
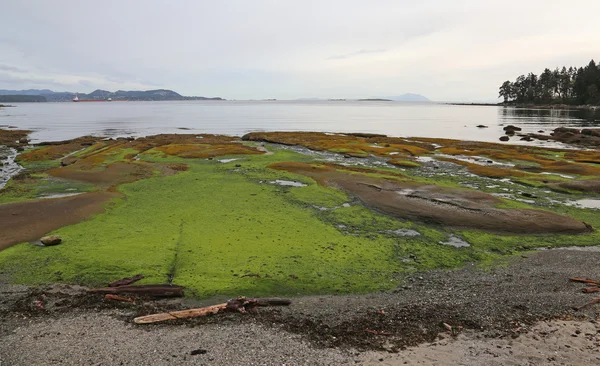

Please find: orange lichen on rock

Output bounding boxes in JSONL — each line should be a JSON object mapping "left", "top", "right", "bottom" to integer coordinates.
{"left": 0, "top": 129, "right": 30, "bottom": 147}
{"left": 49, "top": 162, "right": 154, "bottom": 189}
{"left": 243, "top": 132, "right": 434, "bottom": 158}
{"left": 564, "top": 150, "right": 600, "bottom": 165}
{"left": 156, "top": 143, "right": 263, "bottom": 158}
{"left": 387, "top": 159, "right": 420, "bottom": 168}
{"left": 18, "top": 136, "right": 101, "bottom": 162}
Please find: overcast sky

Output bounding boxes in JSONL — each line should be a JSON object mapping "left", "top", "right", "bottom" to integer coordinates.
{"left": 1, "top": 0, "right": 599, "bottom": 101}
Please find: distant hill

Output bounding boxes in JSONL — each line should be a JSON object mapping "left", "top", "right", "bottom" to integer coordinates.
{"left": 383, "top": 93, "right": 430, "bottom": 102}
{"left": 0, "top": 89, "right": 224, "bottom": 102}
{"left": 0, "top": 95, "right": 47, "bottom": 103}
{"left": 0, "top": 89, "right": 54, "bottom": 96}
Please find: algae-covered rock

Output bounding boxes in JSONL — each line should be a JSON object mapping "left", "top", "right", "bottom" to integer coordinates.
{"left": 40, "top": 235, "right": 62, "bottom": 246}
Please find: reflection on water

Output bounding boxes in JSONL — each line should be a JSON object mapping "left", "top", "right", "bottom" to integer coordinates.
{"left": 1, "top": 101, "right": 598, "bottom": 144}
{"left": 500, "top": 107, "right": 600, "bottom": 127}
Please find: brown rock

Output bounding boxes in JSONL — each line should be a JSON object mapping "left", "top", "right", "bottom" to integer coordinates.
{"left": 499, "top": 136, "right": 510, "bottom": 141}
{"left": 40, "top": 235, "right": 62, "bottom": 246}
{"left": 60, "top": 157, "right": 78, "bottom": 167}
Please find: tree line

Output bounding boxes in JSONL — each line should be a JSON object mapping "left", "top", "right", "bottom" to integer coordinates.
{"left": 499, "top": 59, "right": 600, "bottom": 105}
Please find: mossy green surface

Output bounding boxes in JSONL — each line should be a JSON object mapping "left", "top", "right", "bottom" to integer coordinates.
{"left": 0, "top": 174, "right": 96, "bottom": 204}
{"left": 1, "top": 141, "right": 599, "bottom": 299}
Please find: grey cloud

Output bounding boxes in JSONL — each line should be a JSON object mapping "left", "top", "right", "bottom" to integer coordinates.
{"left": 328, "top": 49, "right": 388, "bottom": 60}
{"left": 78, "top": 79, "right": 93, "bottom": 87}
{"left": 1, "top": 0, "right": 599, "bottom": 100}
{"left": 0, "top": 72, "right": 65, "bottom": 87}
{"left": 0, "top": 64, "right": 27, "bottom": 73}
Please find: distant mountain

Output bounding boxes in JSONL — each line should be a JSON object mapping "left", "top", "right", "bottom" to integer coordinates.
{"left": 0, "top": 89, "right": 224, "bottom": 102}
{"left": 383, "top": 93, "right": 430, "bottom": 102}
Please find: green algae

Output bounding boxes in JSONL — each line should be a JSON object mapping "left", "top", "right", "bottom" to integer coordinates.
{"left": 1, "top": 138, "right": 599, "bottom": 299}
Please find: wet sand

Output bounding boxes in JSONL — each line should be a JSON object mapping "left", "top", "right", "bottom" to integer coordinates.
{"left": 0, "top": 191, "right": 120, "bottom": 250}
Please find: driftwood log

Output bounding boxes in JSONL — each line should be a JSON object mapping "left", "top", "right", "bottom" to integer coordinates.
{"left": 134, "top": 296, "right": 292, "bottom": 324}
{"left": 582, "top": 287, "right": 600, "bottom": 294}
{"left": 89, "top": 284, "right": 184, "bottom": 298}
{"left": 104, "top": 294, "right": 135, "bottom": 303}
{"left": 570, "top": 278, "right": 600, "bottom": 286}
{"left": 108, "top": 274, "right": 144, "bottom": 287}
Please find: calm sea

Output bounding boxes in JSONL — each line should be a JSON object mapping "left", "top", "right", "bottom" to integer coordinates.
{"left": 1, "top": 101, "right": 598, "bottom": 145}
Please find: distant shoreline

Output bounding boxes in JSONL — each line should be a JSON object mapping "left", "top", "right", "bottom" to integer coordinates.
{"left": 357, "top": 98, "right": 393, "bottom": 102}
{"left": 448, "top": 102, "right": 599, "bottom": 110}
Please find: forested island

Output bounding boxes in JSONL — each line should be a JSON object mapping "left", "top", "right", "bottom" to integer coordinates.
{"left": 499, "top": 59, "right": 600, "bottom": 106}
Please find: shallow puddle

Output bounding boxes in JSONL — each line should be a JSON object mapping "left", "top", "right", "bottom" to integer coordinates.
{"left": 565, "top": 199, "right": 600, "bottom": 209}
{"left": 439, "top": 235, "right": 470, "bottom": 248}
{"left": 540, "top": 172, "right": 575, "bottom": 179}
{"left": 314, "top": 203, "right": 351, "bottom": 211}
{"left": 387, "top": 229, "right": 421, "bottom": 237}
{"left": 218, "top": 158, "right": 239, "bottom": 163}
{"left": 269, "top": 180, "right": 307, "bottom": 187}
{"left": 38, "top": 192, "right": 83, "bottom": 199}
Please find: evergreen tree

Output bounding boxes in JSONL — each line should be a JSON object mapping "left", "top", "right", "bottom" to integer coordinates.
{"left": 499, "top": 59, "right": 600, "bottom": 105}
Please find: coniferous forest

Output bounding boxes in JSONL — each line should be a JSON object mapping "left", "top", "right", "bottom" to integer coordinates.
{"left": 499, "top": 59, "right": 600, "bottom": 105}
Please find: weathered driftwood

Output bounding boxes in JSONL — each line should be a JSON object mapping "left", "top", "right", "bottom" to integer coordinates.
{"left": 104, "top": 294, "right": 135, "bottom": 303}
{"left": 582, "top": 287, "right": 600, "bottom": 293}
{"left": 573, "top": 297, "right": 600, "bottom": 311}
{"left": 89, "top": 284, "right": 184, "bottom": 298}
{"left": 134, "top": 296, "right": 292, "bottom": 324}
{"left": 108, "top": 274, "right": 144, "bottom": 287}
{"left": 570, "top": 278, "right": 600, "bottom": 286}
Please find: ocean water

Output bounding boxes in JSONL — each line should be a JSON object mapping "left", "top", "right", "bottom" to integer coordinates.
{"left": 1, "top": 100, "right": 598, "bottom": 144}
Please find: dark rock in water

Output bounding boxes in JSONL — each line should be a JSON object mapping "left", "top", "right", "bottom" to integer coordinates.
{"left": 538, "top": 130, "right": 545, "bottom": 133}
{"left": 521, "top": 192, "right": 536, "bottom": 198}
{"left": 190, "top": 349, "right": 207, "bottom": 356}
{"left": 520, "top": 136, "right": 533, "bottom": 142}
{"left": 18, "top": 137, "right": 29, "bottom": 144}
{"left": 476, "top": 125, "right": 488, "bottom": 128}
{"left": 343, "top": 154, "right": 352, "bottom": 158}
{"left": 505, "top": 130, "right": 515, "bottom": 135}
{"left": 581, "top": 129, "right": 600, "bottom": 137}
{"left": 503, "top": 125, "right": 522, "bottom": 132}
{"left": 554, "top": 127, "right": 580, "bottom": 135}
{"left": 346, "top": 132, "right": 387, "bottom": 138}
{"left": 499, "top": 136, "right": 510, "bottom": 141}
{"left": 40, "top": 235, "right": 62, "bottom": 246}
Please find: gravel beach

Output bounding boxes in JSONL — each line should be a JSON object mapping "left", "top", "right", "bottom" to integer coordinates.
{"left": 2, "top": 247, "right": 599, "bottom": 365}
